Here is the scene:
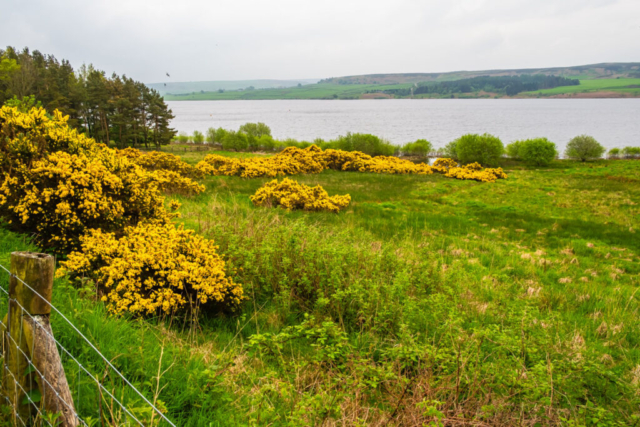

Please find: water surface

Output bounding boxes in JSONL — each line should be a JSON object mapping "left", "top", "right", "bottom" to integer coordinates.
{"left": 167, "top": 99, "right": 640, "bottom": 150}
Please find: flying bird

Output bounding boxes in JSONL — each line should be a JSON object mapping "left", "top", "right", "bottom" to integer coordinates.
{"left": 166, "top": 72, "right": 170, "bottom": 77}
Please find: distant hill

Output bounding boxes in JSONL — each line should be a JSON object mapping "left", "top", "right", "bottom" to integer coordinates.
{"left": 147, "top": 79, "right": 319, "bottom": 96}
{"left": 162, "top": 63, "right": 640, "bottom": 101}
{"left": 319, "top": 63, "right": 640, "bottom": 85}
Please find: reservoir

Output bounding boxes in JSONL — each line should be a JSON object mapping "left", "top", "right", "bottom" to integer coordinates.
{"left": 167, "top": 99, "right": 640, "bottom": 151}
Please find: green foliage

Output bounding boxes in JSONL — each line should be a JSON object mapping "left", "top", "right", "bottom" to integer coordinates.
{"left": 508, "top": 138, "right": 558, "bottom": 166}
{"left": 443, "top": 139, "right": 459, "bottom": 160}
{"left": 402, "top": 139, "right": 433, "bottom": 157}
{"left": 192, "top": 130, "right": 204, "bottom": 144}
{"left": 621, "top": 146, "right": 640, "bottom": 159}
{"left": 238, "top": 122, "right": 272, "bottom": 138}
{"left": 384, "top": 74, "right": 580, "bottom": 97}
{"left": 451, "top": 133, "right": 505, "bottom": 166}
{"left": 0, "top": 47, "right": 175, "bottom": 148}
{"left": 177, "top": 132, "right": 189, "bottom": 143}
{"left": 506, "top": 140, "right": 524, "bottom": 159}
{"left": 608, "top": 148, "right": 621, "bottom": 158}
{"left": 565, "top": 135, "right": 605, "bottom": 162}
{"left": 2, "top": 155, "right": 640, "bottom": 424}
{"left": 205, "top": 127, "right": 217, "bottom": 144}
{"left": 4, "top": 95, "right": 42, "bottom": 112}
{"left": 221, "top": 131, "right": 249, "bottom": 151}
{"left": 257, "top": 134, "right": 278, "bottom": 151}
{"left": 215, "top": 127, "right": 228, "bottom": 142}
{"left": 0, "top": 55, "right": 19, "bottom": 81}
{"left": 327, "top": 132, "right": 396, "bottom": 156}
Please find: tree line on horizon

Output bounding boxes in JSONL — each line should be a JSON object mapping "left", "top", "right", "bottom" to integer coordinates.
{"left": 0, "top": 46, "right": 175, "bottom": 148}
{"left": 379, "top": 74, "right": 580, "bottom": 97}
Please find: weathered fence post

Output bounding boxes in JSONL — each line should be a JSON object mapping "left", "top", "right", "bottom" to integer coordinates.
{"left": 3, "top": 252, "right": 79, "bottom": 426}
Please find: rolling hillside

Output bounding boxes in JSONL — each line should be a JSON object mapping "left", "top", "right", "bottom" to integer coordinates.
{"left": 161, "top": 63, "right": 640, "bottom": 100}
{"left": 320, "top": 62, "right": 640, "bottom": 85}
{"left": 148, "top": 78, "right": 319, "bottom": 96}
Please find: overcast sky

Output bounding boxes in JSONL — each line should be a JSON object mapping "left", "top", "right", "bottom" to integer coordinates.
{"left": 2, "top": 0, "right": 639, "bottom": 83}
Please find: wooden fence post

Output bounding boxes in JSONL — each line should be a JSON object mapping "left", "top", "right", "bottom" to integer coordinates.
{"left": 2, "top": 252, "right": 79, "bottom": 426}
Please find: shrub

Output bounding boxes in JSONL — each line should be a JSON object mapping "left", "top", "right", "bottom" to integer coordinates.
{"left": 402, "top": 139, "right": 433, "bottom": 157}
{"left": 453, "top": 133, "right": 505, "bottom": 167}
{"left": 622, "top": 146, "right": 640, "bottom": 159}
{"left": 564, "top": 135, "right": 605, "bottom": 161}
{"left": 221, "top": 131, "right": 248, "bottom": 151}
{"left": 506, "top": 140, "right": 524, "bottom": 159}
{"left": 518, "top": 138, "right": 558, "bottom": 166}
{"left": 206, "top": 127, "right": 217, "bottom": 144}
{"left": 117, "top": 148, "right": 203, "bottom": 179}
{"left": 116, "top": 148, "right": 205, "bottom": 195}
{"left": 177, "top": 132, "right": 189, "bottom": 143}
{"left": 0, "top": 106, "right": 170, "bottom": 253}
{"left": 608, "top": 148, "right": 620, "bottom": 159}
{"left": 258, "top": 135, "right": 277, "bottom": 151}
{"left": 215, "top": 127, "right": 228, "bottom": 142}
{"left": 57, "top": 222, "right": 244, "bottom": 315}
{"left": 197, "top": 146, "right": 506, "bottom": 182}
{"left": 330, "top": 133, "right": 396, "bottom": 156}
{"left": 443, "top": 139, "right": 459, "bottom": 160}
{"left": 238, "top": 122, "right": 271, "bottom": 138}
{"left": 193, "top": 130, "right": 204, "bottom": 144}
{"left": 250, "top": 178, "right": 351, "bottom": 213}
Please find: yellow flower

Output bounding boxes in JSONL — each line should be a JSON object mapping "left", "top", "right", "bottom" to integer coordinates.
{"left": 250, "top": 178, "right": 351, "bottom": 213}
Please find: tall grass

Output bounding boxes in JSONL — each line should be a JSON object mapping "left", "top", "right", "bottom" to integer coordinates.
{"left": 2, "top": 158, "right": 639, "bottom": 425}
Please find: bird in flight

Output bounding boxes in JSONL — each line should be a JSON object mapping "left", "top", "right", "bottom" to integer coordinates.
{"left": 166, "top": 72, "right": 171, "bottom": 77}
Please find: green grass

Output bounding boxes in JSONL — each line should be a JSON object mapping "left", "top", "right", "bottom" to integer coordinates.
{"left": 523, "top": 78, "right": 640, "bottom": 96}
{"left": 171, "top": 157, "right": 640, "bottom": 425}
{"left": 2, "top": 157, "right": 640, "bottom": 425}
{"left": 164, "top": 83, "right": 413, "bottom": 100}
{"left": 165, "top": 78, "right": 640, "bottom": 100}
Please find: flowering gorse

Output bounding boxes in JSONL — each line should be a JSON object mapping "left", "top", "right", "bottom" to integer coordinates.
{"left": 251, "top": 178, "right": 351, "bottom": 213}
{"left": 0, "top": 105, "right": 172, "bottom": 253}
{"left": 57, "top": 222, "right": 244, "bottom": 315}
{"left": 1, "top": 105, "right": 242, "bottom": 316}
{"left": 117, "top": 148, "right": 205, "bottom": 195}
{"left": 197, "top": 146, "right": 507, "bottom": 182}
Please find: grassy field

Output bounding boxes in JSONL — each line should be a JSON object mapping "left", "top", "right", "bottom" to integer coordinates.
{"left": 164, "top": 78, "right": 640, "bottom": 100}
{"left": 2, "top": 154, "right": 640, "bottom": 425}
{"left": 164, "top": 83, "right": 413, "bottom": 100}
{"left": 522, "top": 78, "right": 640, "bottom": 96}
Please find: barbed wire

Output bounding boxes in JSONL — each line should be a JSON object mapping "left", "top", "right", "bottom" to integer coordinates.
{"left": 0, "top": 262, "right": 176, "bottom": 426}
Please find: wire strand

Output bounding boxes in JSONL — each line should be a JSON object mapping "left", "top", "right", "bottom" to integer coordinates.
{"left": 0, "top": 263, "right": 176, "bottom": 426}
{"left": 2, "top": 362, "right": 54, "bottom": 426}
{"left": 0, "top": 393, "right": 28, "bottom": 427}
{"left": 0, "top": 318, "right": 87, "bottom": 426}
{"left": 0, "top": 287, "right": 144, "bottom": 427}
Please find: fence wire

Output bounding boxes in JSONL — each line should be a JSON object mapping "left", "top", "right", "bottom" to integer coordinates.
{"left": 0, "top": 262, "right": 176, "bottom": 426}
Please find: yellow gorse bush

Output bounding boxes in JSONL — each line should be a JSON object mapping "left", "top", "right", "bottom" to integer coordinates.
{"left": 251, "top": 178, "right": 351, "bottom": 213}
{"left": 1, "top": 105, "right": 242, "bottom": 317}
{"left": 117, "top": 148, "right": 205, "bottom": 195}
{"left": 197, "top": 146, "right": 507, "bottom": 182}
{"left": 57, "top": 222, "right": 244, "bottom": 315}
{"left": 117, "top": 148, "right": 203, "bottom": 178}
{"left": 0, "top": 105, "right": 173, "bottom": 253}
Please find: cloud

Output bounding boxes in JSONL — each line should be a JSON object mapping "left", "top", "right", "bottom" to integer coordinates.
{"left": 1, "top": 0, "right": 638, "bottom": 82}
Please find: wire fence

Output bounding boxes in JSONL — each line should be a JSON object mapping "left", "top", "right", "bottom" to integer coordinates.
{"left": 0, "top": 256, "right": 176, "bottom": 427}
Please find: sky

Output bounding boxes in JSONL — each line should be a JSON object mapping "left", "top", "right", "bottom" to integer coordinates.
{"left": 2, "top": 0, "right": 639, "bottom": 83}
